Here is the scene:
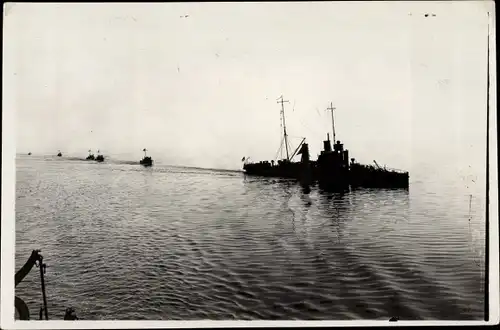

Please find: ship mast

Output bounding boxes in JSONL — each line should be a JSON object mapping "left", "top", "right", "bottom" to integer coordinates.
{"left": 277, "top": 95, "right": 290, "bottom": 161}
{"left": 327, "top": 102, "right": 336, "bottom": 144}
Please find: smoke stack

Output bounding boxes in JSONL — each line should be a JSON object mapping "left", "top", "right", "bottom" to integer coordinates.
{"left": 323, "top": 136, "right": 332, "bottom": 152}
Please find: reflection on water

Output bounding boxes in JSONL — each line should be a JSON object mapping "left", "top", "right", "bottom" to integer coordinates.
{"left": 15, "top": 156, "right": 485, "bottom": 320}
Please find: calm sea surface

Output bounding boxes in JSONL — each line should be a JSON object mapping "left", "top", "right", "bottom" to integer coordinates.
{"left": 15, "top": 155, "right": 486, "bottom": 320}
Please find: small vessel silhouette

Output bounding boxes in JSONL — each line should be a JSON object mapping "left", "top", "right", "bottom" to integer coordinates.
{"left": 28, "top": 152, "right": 31, "bottom": 156}
{"left": 57, "top": 151, "right": 62, "bottom": 157}
{"left": 86, "top": 149, "right": 95, "bottom": 160}
{"left": 95, "top": 150, "right": 104, "bottom": 162}
{"left": 140, "top": 148, "right": 153, "bottom": 167}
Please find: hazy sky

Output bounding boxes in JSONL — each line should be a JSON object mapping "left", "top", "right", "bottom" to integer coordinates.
{"left": 4, "top": 1, "right": 493, "bottom": 176}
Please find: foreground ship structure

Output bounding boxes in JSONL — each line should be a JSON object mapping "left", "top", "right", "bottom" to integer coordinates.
{"left": 16, "top": 250, "right": 79, "bottom": 320}
{"left": 243, "top": 96, "right": 409, "bottom": 190}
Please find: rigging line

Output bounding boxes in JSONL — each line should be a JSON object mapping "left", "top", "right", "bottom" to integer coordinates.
{"left": 275, "top": 135, "right": 284, "bottom": 161}
{"left": 297, "top": 108, "right": 326, "bottom": 133}
{"left": 279, "top": 113, "right": 283, "bottom": 159}
{"left": 315, "top": 107, "right": 322, "bottom": 118}
{"left": 298, "top": 120, "right": 324, "bottom": 141}
{"left": 281, "top": 134, "right": 285, "bottom": 160}
{"left": 314, "top": 106, "right": 331, "bottom": 133}
{"left": 279, "top": 111, "right": 283, "bottom": 139}
{"left": 277, "top": 95, "right": 290, "bottom": 160}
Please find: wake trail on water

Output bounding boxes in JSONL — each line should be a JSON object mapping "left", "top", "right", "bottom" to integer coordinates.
{"left": 26, "top": 155, "right": 245, "bottom": 175}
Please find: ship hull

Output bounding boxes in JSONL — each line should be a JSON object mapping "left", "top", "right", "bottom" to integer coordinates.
{"left": 350, "top": 165, "right": 409, "bottom": 189}
{"left": 243, "top": 161, "right": 305, "bottom": 180}
{"left": 243, "top": 162, "right": 409, "bottom": 189}
{"left": 140, "top": 158, "right": 153, "bottom": 167}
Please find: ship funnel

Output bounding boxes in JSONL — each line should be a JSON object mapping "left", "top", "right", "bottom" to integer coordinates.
{"left": 323, "top": 134, "right": 332, "bottom": 152}
{"left": 334, "top": 140, "right": 343, "bottom": 152}
{"left": 300, "top": 143, "right": 310, "bottom": 163}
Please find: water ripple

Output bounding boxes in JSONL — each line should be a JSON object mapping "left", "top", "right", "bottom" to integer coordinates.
{"left": 14, "top": 157, "right": 485, "bottom": 320}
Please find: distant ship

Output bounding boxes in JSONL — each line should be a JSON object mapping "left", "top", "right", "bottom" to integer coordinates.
{"left": 57, "top": 151, "right": 62, "bottom": 157}
{"left": 140, "top": 148, "right": 153, "bottom": 167}
{"left": 28, "top": 152, "right": 31, "bottom": 156}
{"left": 242, "top": 96, "right": 409, "bottom": 190}
{"left": 86, "top": 149, "right": 95, "bottom": 160}
{"left": 95, "top": 150, "right": 104, "bottom": 162}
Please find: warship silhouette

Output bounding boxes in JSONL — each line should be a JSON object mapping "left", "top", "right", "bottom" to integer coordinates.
{"left": 95, "top": 150, "right": 104, "bottom": 162}
{"left": 242, "top": 96, "right": 409, "bottom": 190}
{"left": 86, "top": 150, "right": 95, "bottom": 160}
{"left": 140, "top": 148, "right": 153, "bottom": 167}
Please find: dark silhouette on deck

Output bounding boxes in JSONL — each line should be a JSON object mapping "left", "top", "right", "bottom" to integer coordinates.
{"left": 57, "top": 150, "right": 62, "bottom": 157}
{"left": 242, "top": 96, "right": 409, "bottom": 190}
{"left": 140, "top": 148, "right": 153, "bottom": 167}
{"left": 64, "top": 308, "right": 79, "bottom": 320}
